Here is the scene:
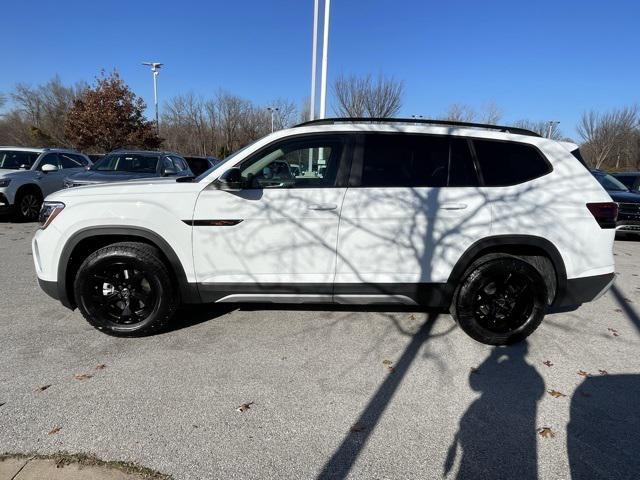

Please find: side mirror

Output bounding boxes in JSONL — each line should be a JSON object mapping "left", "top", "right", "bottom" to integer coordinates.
{"left": 215, "top": 167, "right": 244, "bottom": 191}
{"left": 163, "top": 167, "right": 177, "bottom": 176}
{"left": 41, "top": 164, "right": 58, "bottom": 173}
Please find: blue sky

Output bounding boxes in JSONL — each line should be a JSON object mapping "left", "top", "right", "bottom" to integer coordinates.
{"left": 2, "top": 0, "right": 639, "bottom": 138}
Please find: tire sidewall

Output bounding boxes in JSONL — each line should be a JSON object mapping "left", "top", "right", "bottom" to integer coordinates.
{"left": 453, "top": 257, "right": 548, "bottom": 345}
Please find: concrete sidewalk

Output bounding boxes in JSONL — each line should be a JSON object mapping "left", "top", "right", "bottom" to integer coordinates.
{"left": 0, "top": 455, "right": 170, "bottom": 480}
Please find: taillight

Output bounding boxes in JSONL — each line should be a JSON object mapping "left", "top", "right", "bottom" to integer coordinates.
{"left": 586, "top": 202, "right": 618, "bottom": 229}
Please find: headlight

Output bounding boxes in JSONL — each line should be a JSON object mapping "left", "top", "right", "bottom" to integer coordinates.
{"left": 0, "top": 179, "right": 10, "bottom": 188}
{"left": 39, "top": 201, "right": 65, "bottom": 229}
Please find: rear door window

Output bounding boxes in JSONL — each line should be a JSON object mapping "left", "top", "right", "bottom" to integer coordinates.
{"left": 360, "top": 134, "right": 479, "bottom": 187}
{"left": 473, "top": 139, "right": 551, "bottom": 186}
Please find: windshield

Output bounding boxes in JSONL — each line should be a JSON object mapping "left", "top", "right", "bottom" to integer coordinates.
{"left": 0, "top": 150, "right": 39, "bottom": 170}
{"left": 92, "top": 153, "right": 159, "bottom": 173}
{"left": 595, "top": 173, "right": 629, "bottom": 192}
{"left": 195, "top": 141, "right": 260, "bottom": 181}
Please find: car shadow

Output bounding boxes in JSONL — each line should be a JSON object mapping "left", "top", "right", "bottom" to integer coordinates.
{"left": 443, "top": 342, "right": 544, "bottom": 480}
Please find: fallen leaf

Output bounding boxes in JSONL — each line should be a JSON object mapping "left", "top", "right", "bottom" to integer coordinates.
{"left": 598, "top": 369, "right": 608, "bottom": 376}
{"left": 382, "top": 359, "right": 393, "bottom": 366}
{"left": 73, "top": 374, "right": 93, "bottom": 381}
{"left": 543, "top": 360, "right": 553, "bottom": 367}
{"left": 48, "top": 426, "right": 62, "bottom": 435}
{"left": 577, "top": 370, "right": 590, "bottom": 378}
{"left": 548, "top": 390, "right": 567, "bottom": 398}
{"left": 409, "top": 314, "right": 416, "bottom": 321}
{"left": 37, "top": 384, "right": 52, "bottom": 392}
{"left": 614, "top": 309, "right": 622, "bottom": 313}
{"left": 0, "top": 402, "right": 5, "bottom": 407}
{"left": 95, "top": 364, "right": 107, "bottom": 370}
{"left": 350, "top": 422, "right": 366, "bottom": 433}
{"left": 470, "top": 367, "right": 480, "bottom": 374}
{"left": 607, "top": 328, "right": 620, "bottom": 337}
{"left": 538, "top": 427, "right": 555, "bottom": 438}
{"left": 236, "top": 402, "right": 254, "bottom": 413}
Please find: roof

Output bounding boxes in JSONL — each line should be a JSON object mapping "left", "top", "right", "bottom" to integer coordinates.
{"left": 0, "top": 146, "right": 80, "bottom": 153}
{"left": 295, "top": 117, "right": 541, "bottom": 137}
{"left": 107, "top": 149, "right": 181, "bottom": 156}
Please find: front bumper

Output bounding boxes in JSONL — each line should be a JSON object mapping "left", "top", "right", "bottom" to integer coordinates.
{"left": 552, "top": 272, "right": 615, "bottom": 309}
{"left": 0, "top": 192, "right": 14, "bottom": 212}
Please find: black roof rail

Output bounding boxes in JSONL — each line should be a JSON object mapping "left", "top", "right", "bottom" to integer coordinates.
{"left": 294, "top": 117, "right": 541, "bottom": 137}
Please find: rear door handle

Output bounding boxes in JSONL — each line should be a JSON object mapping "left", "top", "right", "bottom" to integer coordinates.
{"left": 308, "top": 203, "right": 337, "bottom": 211}
{"left": 441, "top": 203, "right": 468, "bottom": 210}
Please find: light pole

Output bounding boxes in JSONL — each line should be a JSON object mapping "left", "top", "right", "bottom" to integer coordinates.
{"left": 546, "top": 120, "right": 560, "bottom": 139}
{"left": 267, "top": 107, "right": 279, "bottom": 133}
{"left": 309, "top": 0, "right": 319, "bottom": 122}
{"left": 318, "top": 0, "right": 331, "bottom": 120}
{"left": 142, "top": 62, "right": 163, "bottom": 135}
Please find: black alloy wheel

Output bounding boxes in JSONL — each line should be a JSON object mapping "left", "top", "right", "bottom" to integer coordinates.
{"left": 452, "top": 256, "right": 548, "bottom": 345}
{"left": 74, "top": 242, "right": 178, "bottom": 335}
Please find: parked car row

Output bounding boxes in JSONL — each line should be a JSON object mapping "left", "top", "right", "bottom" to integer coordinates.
{"left": 591, "top": 170, "right": 640, "bottom": 235}
{"left": 0, "top": 147, "right": 220, "bottom": 221}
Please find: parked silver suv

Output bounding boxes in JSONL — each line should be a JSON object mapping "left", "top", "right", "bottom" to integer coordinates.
{"left": 0, "top": 147, "right": 91, "bottom": 221}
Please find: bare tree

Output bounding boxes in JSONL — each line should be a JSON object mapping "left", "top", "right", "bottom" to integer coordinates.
{"left": 513, "top": 119, "right": 565, "bottom": 140}
{"left": 442, "top": 104, "right": 477, "bottom": 123}
{"left": 332, "top": 74, "right": 404, "bottom": 118}
{"left": 480, "top": 101, "right": 503, "bottom": 125}
{"left": 577, "top": 106, "right": 639, "bottom": 169}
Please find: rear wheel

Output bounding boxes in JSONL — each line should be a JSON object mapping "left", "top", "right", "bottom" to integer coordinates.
{"left": 15, "top": 188, "right": 42, "bottom": 222}
{"left": 73, "top": 242, "right": 179, "bottom": 336}
{"left": 451, "top": 256, "right": 548, "bottom": 345}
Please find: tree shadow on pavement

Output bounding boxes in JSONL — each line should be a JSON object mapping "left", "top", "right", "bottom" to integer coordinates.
{"left": 610, "top": 284, "right": 640, "bottom": 333}
{"left": 316, "top": 313, "right": 439, "bottom": 480}
{"left": 568, "top": 374, "right": 640, "bottom": 480}
{"left": 567, "top": 284, "right": 640, "bottom": 479}
{"left": 443, "top": 342, "right": 544, "bottom": 480}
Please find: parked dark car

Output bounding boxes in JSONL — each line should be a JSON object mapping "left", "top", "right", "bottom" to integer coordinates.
{"left": 592, "top": 170, "right": 640, "bottom": 235}
{"left": 64, "top": 151, "right": 192, "bottom": 188}
{"left": 183, "top": 156, "right": 221, "bottom": 177}
{"left": 611, "top": 172, "right": 640, "bottom": 192}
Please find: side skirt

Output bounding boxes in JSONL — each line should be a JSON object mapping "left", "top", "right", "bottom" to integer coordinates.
{"left": 198, "top": 283, "right": 452, "bottom": 308}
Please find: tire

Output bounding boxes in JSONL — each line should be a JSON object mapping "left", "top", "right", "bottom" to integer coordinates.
{"left": 451, "top": 255, "right": 548, "bottom": 345}
{"left": 14, "top": 187, "right": 43, "bottom": 222}
{"left": 73, "top": 242, "right": 179, "bottom": 336}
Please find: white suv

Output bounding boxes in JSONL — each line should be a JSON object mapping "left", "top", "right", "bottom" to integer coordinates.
{"left": 32, "top": 119, "right": 617, "bottom": 344}
{"left": 0, "top": 147, "right": 91, "bottom": 221}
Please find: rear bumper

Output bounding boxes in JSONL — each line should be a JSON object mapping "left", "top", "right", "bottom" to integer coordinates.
{"left": 552, "top": 272, "right": 615, "bottom": 309}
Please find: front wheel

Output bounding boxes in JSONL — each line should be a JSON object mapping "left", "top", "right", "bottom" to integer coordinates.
{"left": 15, "top": 188, "right": 42, "bottom": 222}
{"left": 74, "top": 242, "right": 179, "bottom": 336}
{"left": 451, "top": 256, "right": 548, "bottom": 345}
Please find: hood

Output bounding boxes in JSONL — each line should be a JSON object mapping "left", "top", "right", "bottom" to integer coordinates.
{"left": 606, "top": 190, "right": 640, "bottom": 203}
{"left": 67, "top": 170, "right": 159, "bottom": 183}
{"left": 0, "top": 169, "right": 33, "bottom": 179}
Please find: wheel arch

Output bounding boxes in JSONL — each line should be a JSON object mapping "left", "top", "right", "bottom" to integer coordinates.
{"left": 447, "top": 235, "right": 568, "bottom": 306}
{"left": 15, "top": 182, "right": 43, "bottom": 200}
{"left": 58, "top": 226, "right": 200, "bottom": 309}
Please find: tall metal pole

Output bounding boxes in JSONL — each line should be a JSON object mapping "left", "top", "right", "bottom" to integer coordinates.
{"left": 318, "top": 0, "right": 331, "bottom": 120}
{"left": 309, "top": 0, "right": 319, "bottom": 122}
{"left": 153, "top": 70, "right": 159, "bottom": 135}
{"left": 546, "top": 120, "right": 559, "bottom": 139}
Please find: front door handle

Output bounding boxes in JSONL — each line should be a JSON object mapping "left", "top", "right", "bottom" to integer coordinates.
{"left": 441, "top": 203, "right": 468, "bottom": 210}
{"left": 308, "top": 203, "right": 337, "bottom": 211}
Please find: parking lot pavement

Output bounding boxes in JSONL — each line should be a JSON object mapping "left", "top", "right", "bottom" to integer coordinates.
{"left": 0, "top": 221, "right": 639, "bottom": 480}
